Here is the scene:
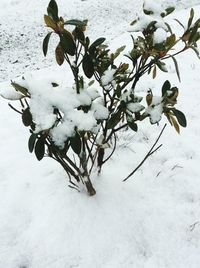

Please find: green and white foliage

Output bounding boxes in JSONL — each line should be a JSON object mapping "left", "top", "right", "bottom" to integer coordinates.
{"left": 1, "top": 0, "right": 199, "bottom": 196}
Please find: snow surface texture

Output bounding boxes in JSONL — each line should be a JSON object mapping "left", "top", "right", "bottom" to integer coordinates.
{"left": 1, "top": 1, "right": 200, "bottom": 268}
{"left": 0, "top": 0, "right": 199, "bottom": 82}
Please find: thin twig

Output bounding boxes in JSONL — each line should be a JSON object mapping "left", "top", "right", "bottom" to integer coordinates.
{"left": 148, "top": 144, "right": 163, "bottom": 156}
{"left": 123, "top": 124, "right": 167, "bottom": 182}
{"left": 102, "top": 132, "right": 117, "bottom": 164}
{"left": 85, "top": 139, "right": 94, "bottom": 164}
{"left": 89, "top": 148, "right": 99, "bottom": 175}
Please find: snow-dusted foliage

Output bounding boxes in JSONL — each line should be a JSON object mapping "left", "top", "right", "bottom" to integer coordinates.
{"left": 1, "top": 0, "right": 199, "bottom": 195}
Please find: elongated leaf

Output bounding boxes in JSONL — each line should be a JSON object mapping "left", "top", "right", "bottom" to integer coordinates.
{"left": 43, "top": 32, "right": 52, "bottom": 56}
{"left": 73, "top": 27, "right": 85, "bottom": 42}
{"left": 70, "top": 132, "right": 82, "bottom": 155}
{"left": 152, "top": 65, "right": 157, "bottom": 79}
{"left": 143, "top": 9, "right": 153, "bottom": 15}
{"left": 85, "top": 37, "right": 90, "bottom": 49}
{"left": 55, "top": 43, "right": 64, "bottom": 65}
{"left": 107, "top": 110, "right": 121, "bottom": 129}
{"left": 11, "top": 82, "right": 29, "bottom": 96}
{"left": 44, "top": 15, "right": 57, "bottom": 30}
{"left": 114, "top": 45, "right": 126, "bottom": 59}
{"left": 127, "top": 120, "right": 138, "bottom": 132}
{"left": 64, "top": 19, "right": 86, "bottom": 27}
{"left": 172, "top": 108, "right": 187, "bottom": 127}
{"left": 162, "top": 80, "right": 171, "bottom": 97}
{"left": 174, "top": 19, "right": 185, "bottom": 30}
{"left": 171, "top": 56, "right": 181, "bottom": 82}
{"left": 35, "top": 137, "right": 45, "bottom": 161}
{"left": 166, "top": 34, "right": 176, "bottom": 48}
{"left": 130, "top": 19, "right": 137, "bottom": 26}
{"left": 189, "top": 25, "right": 199, "bottom": 44}
{"left": 170, "top": 115, "right": 180, "bottom": 134}
{"left": 165, "top": 7, "right": 175, "bottom": 16}
{"left": 22, "top": 108, "right": 32, "bottom": 127}
{"left": 90, "top": 38, "right": 106, "bottom": 48}
{"left": 28, "top": 133, "right": 37, "bottom": 153}
{"left": 164, "top": 22, "right": 173, "bottom": 34}
{"left": 47, "top": 0, "right": 59, "bottom": 22}
{"left": 60, "top": 31, "right": 76, "bottom": 56}
{"left": 88, "top": 80, "right": 95, "bottom": 87}
{"left": 156, "top": 61, "right": 168, "bottom": 72}
{"left": 188, "top": 8, "right": 194, "bottom": 29}
{"left": 82, "top": 53, "right": 94, "bottom": 78}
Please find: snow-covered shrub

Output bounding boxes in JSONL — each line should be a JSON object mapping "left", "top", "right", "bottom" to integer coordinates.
{"left": 1, "top": 0, "right": 200, "bottom": 195}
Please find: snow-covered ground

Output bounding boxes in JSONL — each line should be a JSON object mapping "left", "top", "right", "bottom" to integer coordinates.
{"left": 0, "top": 0, "right": 200, "bottom": 267}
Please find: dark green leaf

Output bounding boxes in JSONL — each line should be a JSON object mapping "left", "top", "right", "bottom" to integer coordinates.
{"left": 164, "top": 22, "right": 173, "bottom": 34}
{"left": 28, "top": 133, "right": 37, "bottom": 153}
{"left": 52, "top": 82, "right": 59, "bottom": 87}
{"left": 130, "top": 19, "right": 137, "bottom": 26}
{"left": 85, "top": 37, "right": 90, "bottom": 49}
{"left": 22, "top": 108, "right": 32, "bottom": 127}
{"left": 35, "top": 137, "right": 45, "bottom": 161}
{"left": 43, "top": 32, "right": 52, "bottom": 57}
{"left": 154, "top": 43, "right": 165, "bottom": 51}
{"left": 162, "top": 80, "right": 171, "bottom": 97}
{"left": 11, "top": 82, "right": 29, "bottom": 96}
{"left": 127, "top": 120, "right": 138, "bottom": 132}
{"left": 143, "top": 9, "right": 153, "bottom": 15}
{"left": 174, "top": 19, "right": 185, "bottom": 30}
{"left": 73, "top": 27, "right": 85, "bottom": 43}
{"left": 146, "top": 21, "right": 157, "bottom": 32}
{"left": 195, "top": 18, "right": 200, "bottom": 28}
{"left": 90, "top": 38, "right": 106, "bottom": 48}
{"left": 172, "top": 109, "right": 187, "bottom": 127}
{"left": 64, "top": 19, "right": 86, "bottom": 27}
{"left": 165, "top": 7, "right": 175, "bottom": 16}
{"left": 70, "top": 132, "right": 82, "bottom": 155}
{"left": 157, "top": 61, "right": 168, "bottom": 73}
{"left": 47, "top": 0, "right": 59, "bottom": 22}
{"left": 188, "top": 8, "right": 194, "bottom": 29}
{"left": 60, "top": 31, "right": 76, "bottom": 56}
{"left": 82, "top": 53, "right": 94, "bottom": 78}
{"left": 107, "top": 110, "right": 121, "bottom": 129}
{"left": 189, "top": 26, "right": 199, "bottom": 44}
{"left": 171, "top": 56, "right": 181, "bottom": 82}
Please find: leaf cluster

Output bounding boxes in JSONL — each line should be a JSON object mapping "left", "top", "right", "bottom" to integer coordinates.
{"left": 4, "top": 0, "right": 200, "bottom": 195}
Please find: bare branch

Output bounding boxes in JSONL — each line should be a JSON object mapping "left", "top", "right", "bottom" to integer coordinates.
{"left": 123, "top": 124, "right": 167, "bottom": 182}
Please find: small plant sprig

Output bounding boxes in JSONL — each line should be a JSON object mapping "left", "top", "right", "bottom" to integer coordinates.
{"left": 2, "top": 0, "right": 200, "bottom": 195}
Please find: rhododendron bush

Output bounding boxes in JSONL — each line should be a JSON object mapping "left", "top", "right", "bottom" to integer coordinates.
{"left": 1, "top": 0, "right": 200, "bottom": 196}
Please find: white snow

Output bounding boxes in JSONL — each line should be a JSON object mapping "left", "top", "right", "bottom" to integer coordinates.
{"left": 0, "top": 1, "right": 200, "bottom": 268}
{"left": 145, "top": 96, "right": 164, "bottom": 124}
{"left": 101, "top": 69, "right": 116, "bottom": 86}
{"left": 128, "top": 0, "right": 175, "bottom": 33}
{"left": 153, "top": 28, "right": 167, "bottom": 44}
{"left": 127, "top": 102, "right": 145, "bottom": 113}
{"left": 7, "top": 73, "right": 109, "bottom": 147}
{"left": 143, "top": 0, "right": 164, "bottom": 14}
{"left": 91, "top": 102, "right": 109, "bottom": 120}
{"left": 0, "top": 82, "right": 24, "bottom": 100}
